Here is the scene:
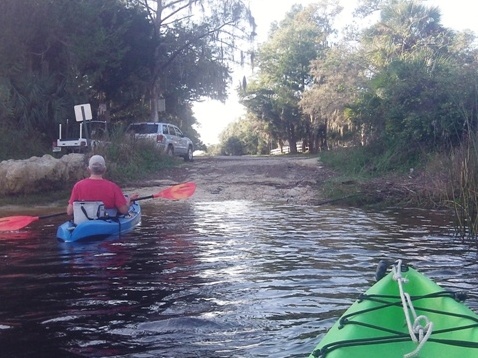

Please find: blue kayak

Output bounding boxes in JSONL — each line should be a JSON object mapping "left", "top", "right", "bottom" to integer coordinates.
{"left": 56, "top": 203, "right": 141, "bottom": 242}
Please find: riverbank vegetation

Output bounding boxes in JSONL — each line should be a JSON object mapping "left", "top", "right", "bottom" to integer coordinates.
{"left": 0, "top": 0, "right": 256, "bottom": 159}
{"left": 213, "top": 0, "right": 478, "bottom": 240}
{"left": 2, "top": 0, "right": 478, "bottom": 239}
{"left": 318, "top": 137, "right": 478, "bottom": 244}
{"left": 0, "top": 133, "right": 178, "bottom": 207}
{"left": 93, "top": 134, "right": 178, "bottom": 186}
{"left": 318, "top": 144, "right": 447, "bottom": 208}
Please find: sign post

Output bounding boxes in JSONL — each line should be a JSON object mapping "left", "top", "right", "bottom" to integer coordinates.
{"left": 74, "top": 103, "right": 93, "bottom": 139}
{"left": 74, "top": 104, "right": 93, "bottom": 122}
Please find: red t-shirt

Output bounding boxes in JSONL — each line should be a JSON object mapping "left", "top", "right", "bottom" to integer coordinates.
{"left": 68, "top": 178, "right": 127, "bottom": 209}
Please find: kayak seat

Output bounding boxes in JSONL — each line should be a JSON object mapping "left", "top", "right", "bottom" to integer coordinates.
{"left": 73, "top": 201, "right": 106, "bottom": 225}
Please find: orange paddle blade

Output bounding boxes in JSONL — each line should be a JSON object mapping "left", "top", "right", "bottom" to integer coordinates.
{"left": 0, "top": 216, "right": 40, "bottom": 232}
{"left": 154, "top": 182, "right": 196, "bottom": 200}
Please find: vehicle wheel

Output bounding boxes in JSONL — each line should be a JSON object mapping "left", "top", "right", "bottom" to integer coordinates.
{"left": 184, "top": 146, "right": 194, "bottom": 162}
{"left": 166, "top": 145, "right": 174, "bottom": 156}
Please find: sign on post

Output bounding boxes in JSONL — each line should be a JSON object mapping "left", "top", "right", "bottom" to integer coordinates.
{"left": 74, "top": 103, "right": 93, "bottom": 122}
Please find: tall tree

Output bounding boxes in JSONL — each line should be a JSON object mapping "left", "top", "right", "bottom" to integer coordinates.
{"left": 241, "top": 2, "right": 340, "bottom": 153}
{"left": 350, "top": 0, "right": 478, "bottom": 149}
{"left": 359, "top": 0, "right": 446, "bottom": 70}
{"left": 0, "top": 0, "right": 154, "bottom": 138}
{"left": 136, "top": 0, "right": 256, "bottom": 122}
{"left": 300, "top": 44, "right": 365, "bottom": 151}
{"left": 219, "top": 113, "right": 269, "bottom": 155}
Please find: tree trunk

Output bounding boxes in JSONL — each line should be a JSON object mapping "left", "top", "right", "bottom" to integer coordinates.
{"left": 288, "top": 125, "right": 298, "bottom": 154}
{"left": 308, "top": 114, "right": 321, "bottom": 153}
{"left": 149, "top": 0, "right": 164, "bottom": 123}
{"left": 150, "top": 82, "right": 160, "bottom": 122}
{"left": 322, "top": 118, "right": 328, "bottom": 150}
{"left": 279, "top": 139, "right": 284, "bottom": 153}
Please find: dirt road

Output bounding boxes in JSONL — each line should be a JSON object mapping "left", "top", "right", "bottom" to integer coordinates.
{"left": 130, "top": 155, "right": 334, "bottom": 204}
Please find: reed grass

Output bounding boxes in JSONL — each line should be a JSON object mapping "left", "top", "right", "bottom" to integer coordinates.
{"left": 448, "top": 133, "right": 478, "bottom": 241}
{"left": 87, "top": 127, "right": 178, "bottom": 185}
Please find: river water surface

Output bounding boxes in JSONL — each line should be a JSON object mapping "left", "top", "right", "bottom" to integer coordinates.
{"left": 0, "top": 200, "right": 477, "bottom": 357}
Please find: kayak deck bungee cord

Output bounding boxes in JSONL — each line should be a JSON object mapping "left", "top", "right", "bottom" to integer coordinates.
{"left": 309, "top": 260, "right": 478, "bottom": 358}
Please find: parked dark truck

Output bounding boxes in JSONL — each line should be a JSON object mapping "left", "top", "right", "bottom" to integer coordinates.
{"left": 52, "top": 104, "right": 108, "bottom": 153}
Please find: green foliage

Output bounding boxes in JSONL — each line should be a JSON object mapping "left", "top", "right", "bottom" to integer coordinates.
{"left": 447, "top": 133, "right": 478, "bottom": 242}
{"left": 0, "top": 0, "right": 256, "bottom": 154}
{"left": 89, "top": 126, "right": 177, "bottom": 184}
{"left": 319, "top": 140, "right": 422, "bottom": 178}
{"left": 218, "top": 115, "right": 270, "bottom": 155}
{"left": 140, "top": 0, "right": 256, "bottom": 122}
{"left": 0, "top": 124, "right": 180, "bottom": 206}
{"left": 72, "top": 1, "right": 155, "bottom": 105}
{"left": 221, "top": 136, "right": 244, "bottom": 156}
{"left": 300, "top": 44, "right": 364, "bottom": 151}
{"left": 0, "top": 125, "right": 51, "bottom": 160}
{"left": 344, "top": 0, "right": 478, "bottom": 156}
{"left": 319, "top": 146, "right": 371, "bottom": 177}
{"left": 0, "top": 0, "right": 155, "bottom": 144}
{"left": 318, "top": 141, "right": 429, "bottom": 208}
{"left": 352, "top": 56, "right": 476, "bottom": 150}
{"left": 240, "top": 2, "right": 340, "bottom": 152}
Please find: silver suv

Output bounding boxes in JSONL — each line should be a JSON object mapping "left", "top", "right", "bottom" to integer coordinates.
{"left": 127, "top": 122, "right": 194, "bottom": 161}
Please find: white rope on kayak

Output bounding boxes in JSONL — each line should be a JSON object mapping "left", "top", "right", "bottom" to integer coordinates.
{"left": 392, "top": 260, "right": 434, "bottom": 358}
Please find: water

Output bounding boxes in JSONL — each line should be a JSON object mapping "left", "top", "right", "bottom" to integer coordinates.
{"left": 0, "top": 201, "right": 477, "bottom": 357}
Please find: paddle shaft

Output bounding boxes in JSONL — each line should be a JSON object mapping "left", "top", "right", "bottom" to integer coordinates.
{"left": 0, "top": 182, "right": 195, "bottom": 232}
{"left": 31, "top": 185, "right": 186, "bottom": 218}
{"left": 39, "top": 212, "right": 67, "bottom": 220}
{"left": 39, "top": 183, "right": 193, "bottom": 216}
{"left": 135, "top": 194, "right": 154, "bottom": 201}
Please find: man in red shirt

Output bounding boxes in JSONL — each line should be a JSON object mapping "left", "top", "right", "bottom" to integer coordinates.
{"left": 66, "top": 155, "right": 138, "bottom": 216}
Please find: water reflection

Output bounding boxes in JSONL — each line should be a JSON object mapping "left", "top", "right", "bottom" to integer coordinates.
{"left": 0, "top": 201, "right": 476, "bottom": 357}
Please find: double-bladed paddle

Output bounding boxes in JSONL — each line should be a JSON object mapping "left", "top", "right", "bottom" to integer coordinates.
{"left": 0, "top": 181, "right": 196, "bottom": 232}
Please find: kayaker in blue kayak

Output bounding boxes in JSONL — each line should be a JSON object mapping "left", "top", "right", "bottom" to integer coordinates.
{"left": 66, "top": 155, "right": 138, "bottom": 217}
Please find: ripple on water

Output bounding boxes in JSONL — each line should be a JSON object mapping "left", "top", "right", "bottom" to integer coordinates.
{"left": 0, "top": 201, "right": 473, "bottom": 358}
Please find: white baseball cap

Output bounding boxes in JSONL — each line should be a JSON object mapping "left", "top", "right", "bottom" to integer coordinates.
{"left": 88, "top": 155, "right": 106, "bottom": 170}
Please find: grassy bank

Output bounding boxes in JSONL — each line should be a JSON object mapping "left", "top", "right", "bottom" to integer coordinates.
{"left": 318, "top": 141, "right": 478, "bottom": 246}
{"left": 318, "top": 145, "right": 450, "bottom": 209}
{"left": 0, "top": 138, "right": 179, "bottom": 207}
